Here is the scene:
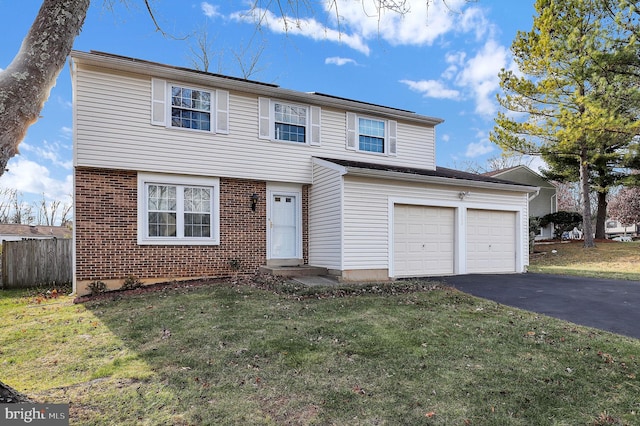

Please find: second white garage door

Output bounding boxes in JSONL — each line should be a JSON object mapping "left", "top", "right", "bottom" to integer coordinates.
{"left": 467, "top": 209, "right": 516, "bottom": 273}
{"left": 394, "top": 205, "right": 454, "bottom": 276}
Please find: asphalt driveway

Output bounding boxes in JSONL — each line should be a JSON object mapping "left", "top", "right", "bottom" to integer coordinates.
{"left": 438, "top": 273, "right": 640, "bottom": 340}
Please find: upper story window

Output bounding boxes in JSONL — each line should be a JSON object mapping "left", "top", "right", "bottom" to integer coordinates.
{"left": 138, "top": 173, "right": 220, "bottom": 245}
{"left": 171, "top": 86, "right": 211, "bottom": 131}
{"left": 274, "top": 102, "right": 307, "bottom": 143}
{"left": 346, "top": 112, "right": 397, "bottom": 156}
{"left": 259, "top": 97, "right": 321, "bottom": 146}
{"left": 151, "top": 78, "right": 229, "bottom": 134}
{"left": 358, "top": 118, "right": 385, "bottom": 153}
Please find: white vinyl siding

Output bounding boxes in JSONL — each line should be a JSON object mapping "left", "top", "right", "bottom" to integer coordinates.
{"left": 341, "top": 175, "right": 529, "bottom": 273}
{"left": 75, "top": 66, "right": 437, "bottom": 183}
{"left": 309, "top": 163, "right": 343, "bottom": 269}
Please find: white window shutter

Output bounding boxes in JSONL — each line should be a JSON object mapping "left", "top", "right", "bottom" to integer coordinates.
{"left": 258, "top": 97, "right": 271, "bottom": 139}
{"left": 216, "top": 89, "right": 229, "bottom": 134}
{"left": 388, "top": 120, "right": 397, "bottom": 156}
{"left": 309, "top": 106, "right": 321, "bottom": 146}
{"left": 151, "top": 78, "right": 166, "bottom": 126}
{"left": 346, "top": 112, "right": 357, "bottom": 150}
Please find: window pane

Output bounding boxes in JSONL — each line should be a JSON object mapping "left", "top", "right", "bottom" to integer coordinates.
{"left": 148, "top": 212, "right": 177, "bottom": 237}
{"left": 359, "top": 135, "right": 384, "bottom": 153}
{"left": 184, "top": 187, "right": 211, "bottom": 213}
{"left": 148, "top": 185, "right": 176, "bottom": 211}
{"left": 275, "top": 123, "right": 306, "bottom": 143}
{"left": 184, "top": 213, "right": 211, "bottom": 237}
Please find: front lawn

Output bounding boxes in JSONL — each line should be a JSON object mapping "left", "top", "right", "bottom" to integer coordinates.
{"left": 530, "top": 240, "right": 640, "bottom": 280}
{"left": 1, "top": 280, "right": 638, "bottom": 425}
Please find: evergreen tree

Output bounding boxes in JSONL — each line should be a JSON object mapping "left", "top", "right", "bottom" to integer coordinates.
{"left": 491, "top": 0, "right": 640, "bottom": 248}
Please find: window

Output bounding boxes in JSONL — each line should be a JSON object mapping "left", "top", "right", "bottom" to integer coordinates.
{"left": 606, "top": 221, "right": 617, "bottom": 229}
{"left": 274, "top": 102, "right": 306, "bottom": 143}
{"left": 345, "top": 112, "right": 397, "bottom": 155}
{"left": 151, "top": 79, "right": 229, "bottom": 134}
{"left": 258, "top": 98, "right": 321, "bottom": 145}
{"left": 170, "top": 86, "right": 211, "bottom": 131}
{"left": 138, "top": 173, "right": 220, "bottom": 245}
{"left": 358, "top": 118, "right": 385, "bottom": 153}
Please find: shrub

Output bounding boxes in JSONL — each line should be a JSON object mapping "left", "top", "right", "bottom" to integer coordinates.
{"left": 87, "top": 280, "right": 107, "bottom": 296}
{"left": 540, "top": 211, "right": 583, "bottom": 239}
{"left": 121, "top": 275, "right": 143, "bottom": 291}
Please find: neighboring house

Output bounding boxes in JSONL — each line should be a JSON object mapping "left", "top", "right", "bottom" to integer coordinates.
{"left": 71, "top": 51, "right": 538, "bottom": 296}
{"left": 0, "top": 224, "right": 72, "bottom": 242}
{"left": 605, "top": 219, "right": 638, "bottom": 238}
{"left": 484, "top": 166, "right": 557, "bottom": 240}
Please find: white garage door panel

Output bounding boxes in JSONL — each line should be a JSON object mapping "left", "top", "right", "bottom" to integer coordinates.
{"left": 467, "top": 209, "right": 516, "bottom": 273}
{"left": 394, "top": 205, "right": 454, "bottom": 276}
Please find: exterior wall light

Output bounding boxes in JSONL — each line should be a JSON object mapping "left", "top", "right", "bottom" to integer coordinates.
{"left": 251, "top": 193, "right": 260, "bottom": 211}
{"left": 458, "top": 191, "right": 470, "bottom": 200}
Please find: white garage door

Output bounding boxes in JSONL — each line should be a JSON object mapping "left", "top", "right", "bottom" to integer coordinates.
{"left": 467, "top": 209, "right": 516, "bottom": 273}
{"left": 394, "top": 205, "right": 454, "bottom": 277}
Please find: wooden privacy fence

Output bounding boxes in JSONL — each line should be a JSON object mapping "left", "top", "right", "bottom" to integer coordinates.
{"left": 2, "top": 239, "right": 72, "bottom": 289}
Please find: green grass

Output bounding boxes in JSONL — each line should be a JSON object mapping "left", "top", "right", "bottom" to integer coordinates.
{"left": 1, "top": 281, "right": 639, "bottom": 425}
{"left": 530, "top": 240, "right": 640, "bottom": 280}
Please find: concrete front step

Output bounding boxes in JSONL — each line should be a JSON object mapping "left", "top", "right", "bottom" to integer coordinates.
{"left": 259, "top": 265, "right": 328, "bottom": 278}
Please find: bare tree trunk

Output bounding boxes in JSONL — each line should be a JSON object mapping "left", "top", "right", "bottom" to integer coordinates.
{"left": 0, "top": 0, "right": 89, "bottom": 176}
{"left": 579, "top": 148, "right": 595, "bottom": 247}
{"left": 595, "top": 190, "right": 607, "bottom": 240}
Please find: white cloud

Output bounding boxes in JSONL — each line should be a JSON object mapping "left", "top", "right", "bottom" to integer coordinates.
{"left": 0, "top": 157, "right": 72, "bottom": 201}
{"left": 465, "top": 131, "right": 495, "bottom": 158}
{"left": 327, "top": 0, "right": 470, "bottom": 47}
{"left": 21, "top": 140, "right": 72, "bottom": 170}
{"left": 459, "top": 6, "right": 492, "bottom": 41}
{"left": 400, "top": 79, "right": 460, "bottom": 100}
{"left": 325, "top": 56, "right": 357, "bottom": 66}
{"left": 455, "top": 38, "right": 510, "bottom": 117}
{"left": 231, "top": 8, "right": 370, "bottom": 55}
{"left": 201, "top": 2, "right": 220, "bottom": 18}
{"left": 60, "top": 126, "right": 73, "bottom": 139}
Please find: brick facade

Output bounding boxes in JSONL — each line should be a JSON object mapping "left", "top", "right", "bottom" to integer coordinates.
{"left": 75, "top": 167, "right": 287, "bottom": 294}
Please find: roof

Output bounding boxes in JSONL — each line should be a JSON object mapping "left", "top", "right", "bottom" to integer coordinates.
{"left": 70, "top": 50, "right": 444, "bottom": 126}
{"left": 315, "top": 158, "right": 539, "bottom": 192}
{"left": 483, "top": 165, "right": 556, "bottom": 189}
{"left": 0, "top": 224, "right": 72, "bottom": 239}
{"left": 482, "top": 166, "right": 522, "bottom": 177}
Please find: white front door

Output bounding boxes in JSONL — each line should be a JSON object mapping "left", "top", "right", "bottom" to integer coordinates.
{"left": 269, "top": 192, "right": 300, "bottom": 259}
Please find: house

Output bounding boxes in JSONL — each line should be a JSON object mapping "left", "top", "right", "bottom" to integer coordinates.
{"left": 605, "top": 219, "right": 638, "bottom": 239}
{"left": 0, "top": 224, "right": 72, "bottom": 242}
{"left": 70, "top": 50, "right": 537, "bottom": 296}
{"left": 483, "top": 166, "right": 557, "bottom": 240}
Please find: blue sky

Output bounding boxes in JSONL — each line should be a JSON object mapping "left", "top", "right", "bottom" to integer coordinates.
{"left": 1, "top": 0, "right": 537, "bottom": 208}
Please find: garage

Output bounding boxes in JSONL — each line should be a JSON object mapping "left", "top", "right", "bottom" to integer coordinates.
{"left": 394, "top": 204, "right": 455, "bottom": 276}
{"left": 467, "top": 209, "right": 516, "bottom": 273}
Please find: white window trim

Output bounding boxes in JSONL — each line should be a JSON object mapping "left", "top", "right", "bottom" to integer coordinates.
{"left": 137, "top": 172, "right": 220, "bottom": 245}
{"left": 258, "top": 97, "right": 321, "bottom": 146}
{"left": 151, "top": 78, "right": 229, "bottom": 134}
{"left": 345, "top": 112, "right": 397, "bottom": 156}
